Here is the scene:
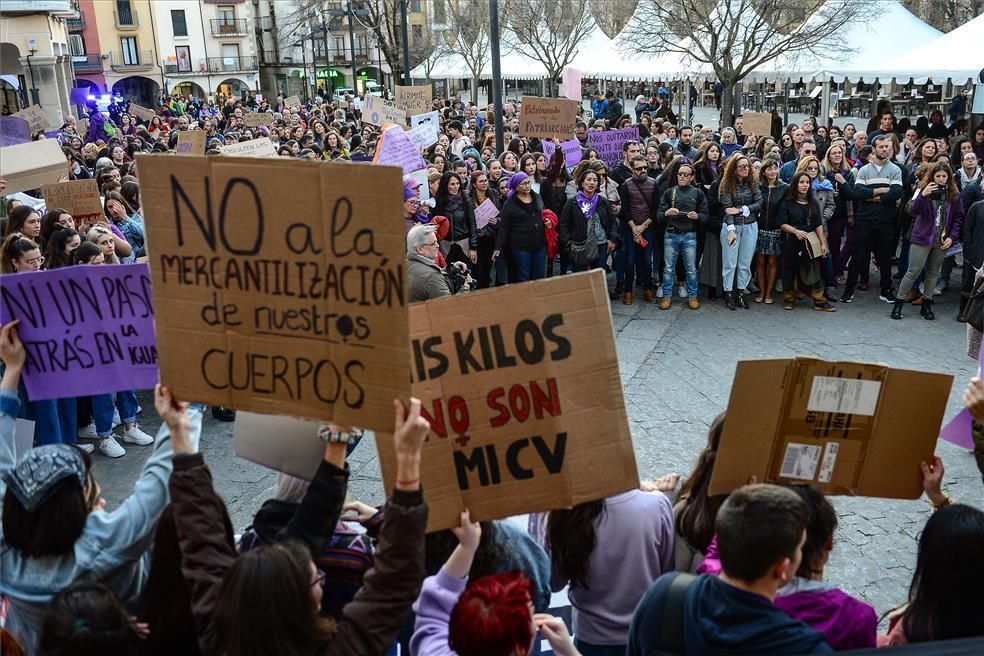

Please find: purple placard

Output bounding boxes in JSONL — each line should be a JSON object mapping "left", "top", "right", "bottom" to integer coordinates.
{"left": 474, "top": 198, "right": 499, "bottom": 230}
{"left": 939, "top": 344, "right": 983, "bottom": 449}
{"left": 542, "top": 138, "right": 582, "bottom": 168}
{"left": 0, "top": 116, "right": 30, "bottom": 147}
{"left": 0, "top": 264, "right": 159, "bottom": 400}
{"left": 588, "top": 127, "right": 640, "bottom": 169}
{"left": 542, "top": 139, "right": 556, "bottom": 160}
{"left": 374, "top": 124, "right": 427, "bottom": 174}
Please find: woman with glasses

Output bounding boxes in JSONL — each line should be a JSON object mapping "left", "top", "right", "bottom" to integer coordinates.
{"left": 470, "top": 170, "right": 506, "bottom": 288}
{"left": 494, "top": 172, "right": 548, "bottom": 283}
{"left": 958, "top": 152, "right": 982, "bottom": 191}
{"left": 718, "top": 155, "right": 762, "bottom": 309}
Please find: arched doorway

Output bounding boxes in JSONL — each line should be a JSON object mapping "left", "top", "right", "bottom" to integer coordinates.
{"left": 112, "top": 76, "right": 160, "bottom": 107}
{"left": 0, "top": 43, "right": 26, "bottom": 111}
{"left": 216, "top": 77, "right": 250, "bottom": 103}
{"left": 171, "top": 81, "right": 207, "bottom": 100}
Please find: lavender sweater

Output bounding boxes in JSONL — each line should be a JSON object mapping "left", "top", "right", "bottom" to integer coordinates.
{"left": 410, "top": 568, "right": 464, "bottom": 656}
{"left": 551, "top": 490, "right": 675, "bottom": 646}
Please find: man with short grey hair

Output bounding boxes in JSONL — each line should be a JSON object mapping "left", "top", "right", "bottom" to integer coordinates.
{"left": 407, "top": 224, "right": 454, "bottom": 302}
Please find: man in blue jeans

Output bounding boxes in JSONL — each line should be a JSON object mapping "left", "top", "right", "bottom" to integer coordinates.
{"left": 617, "top": 155, "right": 659, "bottom": 304}
{"left": 657, "top": 162, "right": 706, "bottom": 309}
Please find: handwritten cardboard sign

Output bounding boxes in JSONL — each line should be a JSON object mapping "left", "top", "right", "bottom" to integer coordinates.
{"left": 175, "top": 130, "right": 206, "bottom": 156}
{"left": 218, "top": 136, "right": 278, "bottom": 158}
{"left": 518, "top": 96, "right": 578, "bottom": 139}
{"left": 128, "top": 104, "right": 157, "bottom": 123}
{"left": 0, "top": 264, "right": 159, "bottom": 400}
{"left": 742, "top": 111, "right": 772, "bottom": 138}
{"left": 283, "top": 95, "right": 302, "bottom": 109}
{"left": 364, "top": 95, "right": 407, "bottom": 127}
{"left": 0, "top": 139, "right": 65, "bottom": 194}
{"left": 13, "top": 105, "right": 51, "bottom": 134}
{"left": 0, "top": 116, "right": 31, "bottom": 147}
{"left": 395, "top": 85, "right": 433, "bottom": 117}
{"left": 588, "top": 126, "right": 640, "bottom": 169}
{"left": 474, "top": 198, "right": 499, "bottom": 230}
{"left": 137, "top": 153, "right": 409, "bottom": 432}
{"left": 245, "top": 111, "right": 274, "bottom": 128}
{"left": 407, "top": 121, "right": 439, "bottom": 150}
{"left": 373, "top": 123, "right": 427, "bottom": 174}
{"left": 542, "top": 138, "right": 583, "bottom": 168}
{"left": 42, "top": 179, "right": 103, "bottom": 225}
{"left": 410, "top": 110, "right": 439, "bottom": 129}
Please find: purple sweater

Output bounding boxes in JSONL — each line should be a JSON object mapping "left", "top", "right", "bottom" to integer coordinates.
{"left": 551, "top": 490, "right": 675, "bottom": 646}
{"left": 410, "top": 568, "right": 465, "bottom": 656}
{"left": 775, "top": 579, "right": 877, "bottom": 651}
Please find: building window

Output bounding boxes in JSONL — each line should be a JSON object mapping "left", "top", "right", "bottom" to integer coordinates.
{"left": 116, "top": 0, "right": 134, "bottom": 25}
{"left": 433, "top": 0, "right": 446, "bottom": 22}
{"left": 332, "top": 36, "right": 344, "bottom": 55}
{"left": 410, "top": 0, "right": 421, "bottom": 12}
{"left": 355, "top": 34, "right": 368, "bottom": 56}
{"left": 171, "top": 9, "right": 188, "bottom": 37}
{"left": 121, "top": 36, "right": 139, "bottom": 65}
{"left": 218, "top": 5, "right": 236, "bottom": 24}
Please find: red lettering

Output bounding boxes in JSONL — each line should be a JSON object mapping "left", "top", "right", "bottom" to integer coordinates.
{"left": 531, "top": 377, "right": 561, "bottom": 419}
{"left": 420, "top": 399, "right": 447, "bottom": 439}
{"left": 486, "top": 387, "right": 510, "bottom": 428}
{"left": 509, "top": 384, "right": 530, "bottom": 423}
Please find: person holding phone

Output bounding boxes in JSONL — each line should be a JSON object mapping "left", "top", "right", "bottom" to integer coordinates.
{"left": 893, "top": 162, "right": 965, "bottom": 320}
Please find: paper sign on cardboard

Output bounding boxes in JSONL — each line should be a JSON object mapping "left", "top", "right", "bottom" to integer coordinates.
{"left": 128, "top": 104, "right": 157, "bottom": 123}
{"left": 364, "top": 95, "right": 407, "bottom": 127}
{"left": 588, "top": 127, "right": 640, "bottom": 169}
{"left": 519, "top": 96, "right": 579, "bottom": 139}
{"left": 245, "top": 111, "right": 274, "bottom": 128}
{"left": 395, "top": 85, "right": 433, "bottom": 117}
{"left": 175, "top": 130, "right": 206, "bottom": 155}
{"left": 219, "top": 136, "right": 278, "bottom": 158}
{"left": 284, "top": 95, "right": 302, "bottom": 109}
{"left": 234, "top": 411, "right": 325, "bottom": 480}
{"left": 137, "top": 153, "right": 410, "bottom": 433}
{"left": 473, "top": 198, "right": 499, "bottom": 230}
{"left": 373, "top": 123, "right": 427, "bottom": 174}
{"left": 542, "top": 138, "right": 583, "bottom": 168}
{"left": 407, "top": 122, "right": 439, "bottom": 150}
{"left": 0, "top": 139, "right": 66, "bottom": 194}
{"left": 0, "top": 264, "right": 159, "bottom": 400}
{"left": 13, "top": 105, "right": 51, "bottom": 134}
{"left": 709, "top": 358, "right": 953, "bottom": 499}
{"left": 42, "top": 179, "right": 103, "bottom": 225}
{"left": 0, "top": 116, "right": 31, "bottom": 147}
{"left": 742, "top": 111, "right": 772, "bottom": 138}
{"left": 410, "top": 110, "right": 440, "bottom": 129}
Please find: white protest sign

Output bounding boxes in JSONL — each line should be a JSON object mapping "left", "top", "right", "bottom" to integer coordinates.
{"left": 218, "top": 136, "right": 279, "bottom": 158}
{"left": 407, "top": 122, "right": 439, "bottom": 150}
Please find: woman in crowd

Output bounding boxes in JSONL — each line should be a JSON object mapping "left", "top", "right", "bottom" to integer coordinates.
{"left": 72, "top": 241, "right": 104, "bottom": 265}
{"left": 718, "top": 154, "right": 762, "bottom": 310}
{"left": 500, "top": 150, "right": 519, "bottom": 174}
{"left": 559, "top": 167, "right": 618, "bottom": 272}
{"left": 794, "top": 155, "right": 836, "bottom": 298}
{"left": 433, "top": 172, "right": 478, "bottom": 268}
{"left": 494, "top": 172, "right": 547, "bottom": 283}
{"left": 893, "top": 162, "right": 965, "bottom": 320}
{"left": 692, "top": 142, "right": 721, "bottom": 193}
{"left": 103, "top": 192, "right": 145, "bottom": 260}
{"left": 822, "top": 143, "right": 856, "bottom": 285}
{"left": 778, "top": 172, "right": 835, "bottom": 312}
{"left": 957, "top": 151, "right": 981, "bottom": 190}
{"left": 719, "top": 128, "right": 741, "bottom": 159}
{"left": 754, "top": 156, "right": 788, "bottom": 304}
{"left": 44, "top": 228, "right": 81, "bottom": 270}
{"left": 470, "top": 169, "right": 504, "bottom": 288}
{"left": 4, "top": 206, "right": 41, "bottom": 242}
{"left": 674, "top": 414, "right": 726, "bottom": 572}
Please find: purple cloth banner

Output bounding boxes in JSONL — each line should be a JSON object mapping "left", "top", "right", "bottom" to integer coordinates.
{"left": 588, "top": 127, "right": 640, "bottom": 169}
{"left": 0, "top": 116, "right": 30, "bottom": 147}
{"left": 0, "top": 264, "right": 159, "bottom": 400}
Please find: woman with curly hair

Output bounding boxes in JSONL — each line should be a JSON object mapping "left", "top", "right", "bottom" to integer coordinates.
{"left": 718, "top": 154, "right": 762, "bottom": 309}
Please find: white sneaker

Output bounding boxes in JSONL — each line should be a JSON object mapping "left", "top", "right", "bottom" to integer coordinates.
{"left": 76, "top": 443, "right": 95, "bottom": 454}
{"left": 78, "top": 422, "right": 99, "bottom": 440}
{"left": 136, "top": 404, "right": 143, "bottom": 415}
{"left": 122, "top": 425, "right": 154, "bottom": 445}
{"left": 677, "top": 285, "right": 687, "bottom": 298}
{"left": 99, "top": 436, "right": 126, "bottom": 458}
{"left": 656, "top": 286, "right": 664, "bottom": 298}
{"left": 112, "top": 409, "right": 122, "bottom": 427}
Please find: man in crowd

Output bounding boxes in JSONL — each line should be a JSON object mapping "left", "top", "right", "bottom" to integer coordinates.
{"left": 447, "top": 120, "right": 469, "bottom": 160}
{"left": 610, "top": 140, "right": 642, "bottom": 185}
{"left": 676, "top": 126, "right": 697, "bottom": 160}
{"left": 603, "top": 90, "right": 623, "bottom": 125}
{"left": 617, "top": 154, "right": 660, "bottom": 305}
{"left": 592, "top": 90, "right": 608, "bottom": 119}
{"left": 407, "top": 224, "right": 454, "bottom": 302}
{"left": 779, "top": 137, "right": 817, "bottom": 183}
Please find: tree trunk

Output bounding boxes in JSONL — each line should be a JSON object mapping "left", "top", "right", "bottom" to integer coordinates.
{"left": 720, "top": 80, "right": 737, "bottom": 129}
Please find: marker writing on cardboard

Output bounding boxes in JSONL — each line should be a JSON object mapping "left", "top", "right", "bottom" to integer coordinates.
{"left": 454, "top": 432, "right": 567, "bottom": 490}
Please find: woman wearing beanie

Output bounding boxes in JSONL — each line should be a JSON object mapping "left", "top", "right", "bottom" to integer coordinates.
{"left": 494, "top": 172, "right": 548, "bottom": 283}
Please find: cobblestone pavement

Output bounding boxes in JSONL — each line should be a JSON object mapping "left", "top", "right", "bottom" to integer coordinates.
{"left": 94, "top": 272, "right": 983, "bottom": 624}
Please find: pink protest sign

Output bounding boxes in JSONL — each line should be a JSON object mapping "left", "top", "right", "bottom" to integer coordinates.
{"left": 0, "top": 264, "right": 159, "bottom": 400}
{"left": 542, "top": 138, "right": 583, "bottom": 168}
{"left": 939, "top": 345, "right": 983, "bottom": 449}
{"left": 588, "top": 127, "right": 639, "bottom": 169}
{"left": 474, "top": 198, "right": 499, "bottom": 230}
{"left": 373, "top": 123, "right": 427, "bottom": 174}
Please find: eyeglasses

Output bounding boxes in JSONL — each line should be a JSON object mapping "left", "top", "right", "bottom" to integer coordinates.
{"left": 806, "top": 166, "right": 819, "bottom": 171}
{"left": 736, "top": 163, "right": 749, "bottom": 170}
{"left": 422, "top": 240, "right": 439, "bottom": 248}
{"left": 678, "top": 171, "right": 694, "bottom": 177}
{"left": 24, "top": 255, "right": 44, "bottom": 267}
{"left": 476, "top": 178, "right": 488, "bottom": 184}
{"left": 311, "top": 569, "right": 326, "bottom": 588}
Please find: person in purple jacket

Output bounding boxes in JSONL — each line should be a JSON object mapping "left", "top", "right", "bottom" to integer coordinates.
{"left": 774, "top": 486, "right": 877, "bottom": 651}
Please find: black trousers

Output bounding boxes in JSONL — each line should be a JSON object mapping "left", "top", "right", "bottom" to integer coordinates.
{"left": 845, "top": 221, "right": 894, "bottom": 294}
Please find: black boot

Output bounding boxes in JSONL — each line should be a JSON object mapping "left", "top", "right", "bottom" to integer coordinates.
{"left": 725, "top": 291, "right": 736, "bottom": 310}
{"left": 735, "top": 290, "right": 749, "bottom": 309}
{"left": 921, "top": 299, "right": 935, "bottom": 320}
{"left": 708, "top": 286, "right": 718, "bottom": 301}
{"left": 891, "top": 299, "right": 904, "bottom": 320}
{"left": 211, "top": 406, "right": 236, "bottom": 422}
{"left": 958, "top": 294, "right": 969, "bottom": 322}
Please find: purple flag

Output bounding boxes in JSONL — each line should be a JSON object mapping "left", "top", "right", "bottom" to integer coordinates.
{"left": 0, "top": 264, "right": 159, "bottom": 400}
{"left": 0, "top": 116, "right": 30, "bottom": 147}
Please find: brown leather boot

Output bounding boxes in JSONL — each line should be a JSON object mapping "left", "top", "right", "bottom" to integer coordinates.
{"left": 623, "top": 292, "right": 633, "bottom": 305}
{"left": 643, "top": 289, "right": 656, "bottom": 303}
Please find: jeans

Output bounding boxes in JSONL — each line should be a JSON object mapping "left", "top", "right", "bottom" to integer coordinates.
{"left": 720, "top": 222, "right": 758, "bottom": 291}
{"left": 24, "top": 398, "right": 77, "bottom": 446}
{"left": 92, "top": 391, "right": 138, "bottom": 438}
{"left": 572, "top": 244, "right": 610, "bottom": 272}
{"left": 509, "top": 246, "right": 547, "bottom": 282}
{"left": 622, "top": 225, "right": 655, "bottom": 290}
{"left": 663, "top": 231, "right": 698, "bottom": 298}
{"left": 845, "top": 221, "right": 894, "bottom": 294}
{"left": 898, "top": 243, "right": 947, "bottom": 300}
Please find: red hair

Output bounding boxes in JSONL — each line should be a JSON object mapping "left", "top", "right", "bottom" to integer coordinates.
{"left": 448, "top": 571, "right": 533, "bottom": 656}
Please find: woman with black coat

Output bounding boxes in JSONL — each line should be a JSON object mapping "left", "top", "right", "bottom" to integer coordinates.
{"left": 558, "top": 167, "right": 619, "bottom": 272}
{"left": 494, "top": 172, "right": 548, "bottom": 282}
{"left": 433, "top": 171, "right": 478, "bottom": 267}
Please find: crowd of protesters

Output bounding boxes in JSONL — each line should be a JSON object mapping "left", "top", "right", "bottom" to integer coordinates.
{"left": 0, "top": 83, "right": 983, "bottom": 655}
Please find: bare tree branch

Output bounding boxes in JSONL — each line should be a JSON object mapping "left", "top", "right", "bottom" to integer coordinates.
{"left": 504, "top": 0, "right": 596, "bottom": 96}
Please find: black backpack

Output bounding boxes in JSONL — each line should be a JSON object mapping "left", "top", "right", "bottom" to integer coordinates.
{"left": 648, "top": 572, "right": 697, "bottom": 656}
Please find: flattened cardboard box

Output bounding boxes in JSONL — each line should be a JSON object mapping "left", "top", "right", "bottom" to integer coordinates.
{"left": 0, "top": 139, "right": 65, "bottom": 194}
{"left": 709, "top": 358, "right": 952, "bottom": 499}
{"left": 137, "top": 153, "right": 409, "bottom": 433}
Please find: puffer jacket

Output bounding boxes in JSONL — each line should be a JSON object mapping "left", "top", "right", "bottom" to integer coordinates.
{"left": 719, "top": 183, "right": 763, "bottom": 226}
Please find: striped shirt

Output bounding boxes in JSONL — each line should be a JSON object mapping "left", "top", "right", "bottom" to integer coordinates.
{"left": 853, "top": 160, "right": 903, "bottom": 223}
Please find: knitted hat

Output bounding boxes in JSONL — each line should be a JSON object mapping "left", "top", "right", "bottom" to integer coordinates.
{"left": 1, "top": 445, "right": 87, "bottom": 512}
{"left": 506, "top": 171, "right": 528, "bottom": 198}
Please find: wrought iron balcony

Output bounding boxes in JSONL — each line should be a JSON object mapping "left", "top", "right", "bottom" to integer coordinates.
{"left": 210, "top": 18, "right": 248, "bottom": 37}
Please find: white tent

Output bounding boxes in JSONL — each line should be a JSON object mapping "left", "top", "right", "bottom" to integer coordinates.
{"left": 410, "top": 29, "right": 549, "bottom": 81}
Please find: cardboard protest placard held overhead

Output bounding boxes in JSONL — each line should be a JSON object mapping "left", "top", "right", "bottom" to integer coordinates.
{"left": 406, "top": 122, "right": 439, "bottom": 150}
{"left": 364, "top": 95, "right": 407, "bottom": 127}
{"left": 128, "top": 104, "right": 157, "bottom": 123}
{"left": 374, "top": 123, "right": 428, "bottom": 174}
{"left": 175, "top": 130, "right": 206, "bottom": 156}
{"left": 395, "top": 85, "right": 433, "bottom": 117}
{"left": 542, "top": 138, "right": 583, "bottom": 168}
{"left": 0, "top": 116, "right": 31, "bottom": 147}
{"left": 137, "top": 153, "right": 410, "bottom": 433}
{"left": 283, "top": 95, "right": 302, "bottom": 109}
{"left": 742, "top": 111, "right": 773, "bottom": 138}
{"left": 709, "top": 358, "right": 953, "bottom": 499}
{"left": 0, "top": 264, "right": 159, "bottom": 400}
{"left": 234, "top": 411, "right": 326, "bottom": 480}
{"left": 588, "top": 126, "right": 640, "bottom": 169}
{"left": 410, "top": 110, "right": 439, "bottom": 129}
{"left": 518, "top": 96, "right": 579, "bottom": 139}
{"left": 13, "top": 105, "right": 51, "bottom": 134}
{"left": 42, "top": 180, "right": 103, "bottom": 225}
{"left": 244, "top": 111, "right": 274, "bottom": 128}
{"left": 218, "top": 136, "right": 278, "bottom": 158}
{"left": 0, "top": 139, "right": 65, "bottom": 194}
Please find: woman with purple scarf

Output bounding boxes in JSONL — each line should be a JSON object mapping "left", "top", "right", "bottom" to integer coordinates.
{"left": 558, "top": 167, "right": 619, "bottom": 272}
{"left": 493, "top": 172, "right": 548, "bottom": 282}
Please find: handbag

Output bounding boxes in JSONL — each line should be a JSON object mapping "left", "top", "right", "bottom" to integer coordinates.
{"left": 569, "top": 239, "right": 599, "bottom": 267}
{"left": 965, "top": 267, "right": 984, "bottom": 332}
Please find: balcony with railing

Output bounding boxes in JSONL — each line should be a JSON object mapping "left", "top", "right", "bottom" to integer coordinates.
{"left": 72, "top": 53, "right": 102, "bottom": 73}
{"left": 114, "top": 7, "right": 138, "bottom": 30}
{"left": 210, "top": 18, "right": 248, "bottom": 37}
{"left": 67, "top": 14, "right": 85, "bottom": 31}
{"left": 162, "top": 55, "right": 258, "bottom": 75}
{"left": 109, "top": 50, "right": 154, "bottom": 71}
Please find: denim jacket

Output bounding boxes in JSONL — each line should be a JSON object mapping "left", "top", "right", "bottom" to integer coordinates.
{"left": 0, "top": 389, "right": 202, "bottom": 654}
{"left": 114, "top": 214, "right": 146, "bottom": 259}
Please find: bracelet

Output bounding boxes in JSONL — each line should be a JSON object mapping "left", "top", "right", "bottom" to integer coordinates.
{"left": 318, "top": 425, "right": 364, "bottom": 444}
{"left": 396, "top": 478, "right": 420, "bottom": 487}
{"left": 929, "top": 494, "right": 955, "bottom": 510}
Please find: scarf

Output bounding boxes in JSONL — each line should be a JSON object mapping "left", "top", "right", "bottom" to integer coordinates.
{"left": 811, "top": 178, "right": 834, "bottom": 192}
{"left": 507, "top": 172, "right": 528, "bottom": 199}
{"left": 444, "top": 192, "right": 462, "bottom": 213}
{"left": 575, "top": 190, "right": 600, "bottom": 218}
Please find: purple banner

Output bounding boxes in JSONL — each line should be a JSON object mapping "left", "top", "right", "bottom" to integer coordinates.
{"left": 588, "top": 127, "right": 640, "bottom": 169}
{"left": 0, "top": 264, "right": 159, "bottom": 400}
{"left": 0, "top": 116, "right": 30, "bottom": 147}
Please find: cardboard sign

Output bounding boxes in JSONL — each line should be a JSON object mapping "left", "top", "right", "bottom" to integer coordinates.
{"left": 542, "top": 138, "right": 583, "bottom": 168}
{"left": 245, "top": 111, "right": 274, "bottom": 128}
{"left": 474, "top": 198, "right": 499, "bottom": 230}
{"left": 373, "top": 123, "right": 427, "bottom": 174}
{"left": 380, "top": 270, "right": 639, "bottom": 531}
{"left": 42, "top": 179, "right": 103, "bottom": 225}
{"left": 395, "top": 85, "right": 433, "bottom": 117}
{"left": 128, "top": 104, "right": 157, "bottom": 123}
{"left": 519, "top": 96, "right": 578, "bottom": 139}
{"left": 364, "top": 95, "right": 407, "bottom": 127}
{"left": 407, "top": 122, "right": 439, "bottom": 150}
{"left": 0, "top": 264, "right": 159, "bottom": 400}
{"left": 283, "top": 95, "right": 302, "bottom": 109}
{"left": 218, "top": 136, "right": 278, "bottom": 158}
{"left": 234, "top": 410, "right": 325, "bottom": 480}
{"left": 588, "top": 127, "right": 640, "bottom": 169}
{"left": 709, "top": 358, "right": 953, "bottom": 499}
{"left": 410, "top": 110, "right": 439, "bottom": 129}
{"left": 0, "top": 116, "right": 31, "bottom": 147}
{"left": 137, "top": 154, "right": 409, "bottom": 432}
{"left": 175, "top": 130, "right": 206, "bottom": 156}
{"left": 0, "top": 139, "right": 66, "bottom": 194}
{"left": 13, "top": 105, "right": 51, "bottom": 134}
{"left": 742, "top": 111, "right": 772, "bottom": 138}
